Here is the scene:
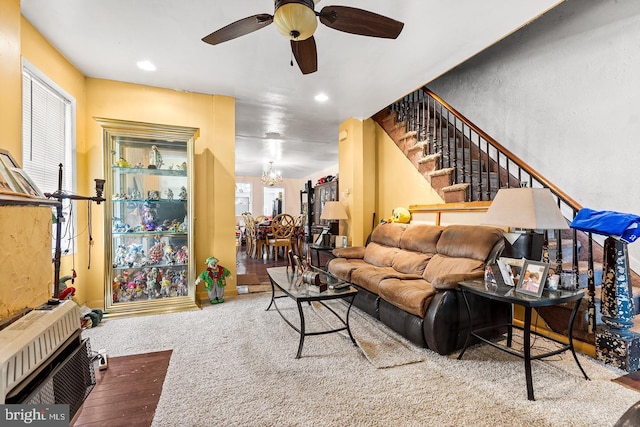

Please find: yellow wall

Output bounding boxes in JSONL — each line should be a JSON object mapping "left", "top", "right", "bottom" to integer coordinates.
{"left": 85, "top": 79, "right": 237, "bottom": 307}
{"left": 0, "top": 0, "right": 21, "bottom": 159}
{"left": 374, "top": 121, "right": 442, "bottom": 217}
{"left": 338, "top": 117, "right": 442, "bottom": 246}
{"left": 0, "top": 8, "right": 237, "bottom": 318}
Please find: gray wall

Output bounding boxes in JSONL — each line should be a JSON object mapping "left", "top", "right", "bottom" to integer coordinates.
{"left": 428, "top": 0, "right": 640, "bottom": 271}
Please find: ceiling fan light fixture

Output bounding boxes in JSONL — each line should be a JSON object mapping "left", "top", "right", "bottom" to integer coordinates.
{"left": 273, "top": 1, "right": 318, "bottom": 40}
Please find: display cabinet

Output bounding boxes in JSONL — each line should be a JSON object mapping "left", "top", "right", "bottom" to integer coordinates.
{"left": 98, "top": 118, "right": 199, "bottom": 316}
{"left": 312, "top": 180, "right": 338, "bottom": 228}
{"left": 299, "top": 180, "right": 314, "bottom": 243}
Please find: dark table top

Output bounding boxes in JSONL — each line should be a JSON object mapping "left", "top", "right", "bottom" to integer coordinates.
{"left": 458, "top": 279, "right": 584, "bottom": 308}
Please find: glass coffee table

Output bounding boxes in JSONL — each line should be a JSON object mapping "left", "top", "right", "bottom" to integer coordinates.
{"left": 457, "top": 279, "right": 589, "bottom": 401}
{"left": 266, "top": 266, "right": 358, "bottom": 358}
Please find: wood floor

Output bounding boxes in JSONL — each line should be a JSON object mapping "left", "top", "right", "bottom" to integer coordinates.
{"left": 236, "top": 242, "right": 334, "bottom": 284}
{"left": 71, "top": 350, "right": 172, "bottom": 427}
{"left": 70, "top": 244, "right": 333, "bottom": 426}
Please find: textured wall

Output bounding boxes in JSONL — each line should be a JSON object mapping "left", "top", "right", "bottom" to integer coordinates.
{"left": 428, "top": 0, "right": 640, "bottom": 270}
{"left": 0, "top": 206, "right": 53, "bottom": 319}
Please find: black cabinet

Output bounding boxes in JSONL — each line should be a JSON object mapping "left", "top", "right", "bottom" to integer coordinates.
{"left": 300, "top": 180, "right": 314, "bottom": 243}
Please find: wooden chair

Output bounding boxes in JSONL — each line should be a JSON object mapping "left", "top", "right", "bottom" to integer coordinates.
{"left": 242, "top": 213, "right": 254, "bottom": 257}
{"left": 293, "top": 213, "right": 306, "bottom": 257}
{"left": 266, "top": 213, "right": 295, "bottom": 262}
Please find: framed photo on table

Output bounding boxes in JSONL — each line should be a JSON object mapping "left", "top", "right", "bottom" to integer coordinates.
{"left": 515, "top": 260, "right": 549, "bottom": 297}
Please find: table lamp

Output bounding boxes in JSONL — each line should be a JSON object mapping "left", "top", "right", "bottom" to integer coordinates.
{"left": 318, "top": 201, "right": 348, "bottom": 247}
{"left": 482, "top": 188, "right": 569, "bottom": 261}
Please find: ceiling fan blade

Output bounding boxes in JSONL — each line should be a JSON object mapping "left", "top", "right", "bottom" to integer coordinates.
{"left": 202, "top": 14, "right": 273, "bottom": 45}
{"left": 291, "top": 36, "right": 318, "bottom": 75}
{"left": 319, "top": 6, "right": 403, "bottom": 39}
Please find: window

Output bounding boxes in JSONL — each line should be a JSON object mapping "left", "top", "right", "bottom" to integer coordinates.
{"left": 235, "top": 182, "right": 252, "bottom": 216}
{"left": 22, "top": 59, "right": 76, "bottom": 255}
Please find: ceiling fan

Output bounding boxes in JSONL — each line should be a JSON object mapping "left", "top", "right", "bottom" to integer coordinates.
{"left": 202, "top": 0, "right": 404, "bottom": 75}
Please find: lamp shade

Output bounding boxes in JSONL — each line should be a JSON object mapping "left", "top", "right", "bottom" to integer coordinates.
{"left": 320, "top": 201, "right": 348, "bottom": 220}
{"left": 483, "top": 188, "right": 569, "bottom": 230}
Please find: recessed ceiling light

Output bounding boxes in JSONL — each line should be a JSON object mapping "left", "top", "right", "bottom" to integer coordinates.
{"left": 314, "top": 93, "right": 329, "bottom": 103}
{"left": 137, "top": 60, "right": 156, "bottom": 71}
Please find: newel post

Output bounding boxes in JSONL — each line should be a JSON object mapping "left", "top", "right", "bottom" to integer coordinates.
{"left": 595, "top": 237, "right": 640, "bottom": 372}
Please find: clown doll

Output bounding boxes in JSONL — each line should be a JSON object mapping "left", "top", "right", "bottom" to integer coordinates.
{"left": 195, "top": 256, "right": 231, "bottom": 304}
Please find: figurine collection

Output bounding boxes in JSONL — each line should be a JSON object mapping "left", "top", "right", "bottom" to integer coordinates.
{"left": 110, "top": 146, "right": 193, "bottom": 303}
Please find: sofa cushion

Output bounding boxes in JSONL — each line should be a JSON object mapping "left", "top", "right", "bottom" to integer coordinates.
{"left": 399, "top": 224, "right": 443, "bottom": 253}
{"left": 332, "top": 246, "right": 365, "bottom": 259}
{"left": 363, "top": 242, "right": 399, "bottom": 267}
{"left": 327, "top": 258, "right": 368, "bottom": 282}
{"left": 423, "top": 254, "right": 485, "bottom": 283}
{"left": 370, "top": 223, "right": 407, "bottom": 247}
{"left": 378, "top": 278, "right": 436, "bottom": 318}
{"left": 436, "top": 225, "right": 504, "bottom": 261}
{"left": 351, "top": 266, "right": 421, "bottom": 294}
{"left": 392, "top": 249, "right": 432, "bottom": 275}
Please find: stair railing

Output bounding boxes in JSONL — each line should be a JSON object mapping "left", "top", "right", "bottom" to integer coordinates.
{"left": 388, "top": 86, "right": 597, "bottom": 335}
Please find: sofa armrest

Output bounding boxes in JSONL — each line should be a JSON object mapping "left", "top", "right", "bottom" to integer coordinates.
{"left": 431, "top": 271, "right": 484, "bottom": 290}
{"left": 332, "top": 246, "right": 365, "bottom": 259}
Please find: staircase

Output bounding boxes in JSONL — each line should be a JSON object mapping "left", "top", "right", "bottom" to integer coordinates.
{"left": 373, "top": 87, "right": 640, "bottom": 344}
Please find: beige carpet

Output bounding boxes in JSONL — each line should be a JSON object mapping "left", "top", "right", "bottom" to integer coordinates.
{"left": 82, "top": 293, "right": 640, "bottom": 426}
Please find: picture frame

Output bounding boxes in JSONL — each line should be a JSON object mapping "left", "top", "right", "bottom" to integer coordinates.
{"left": 10, "top": 167, "right": 44, "bottom": 198}
{"left": 496, "top": 259, "right": 515, "bottom": 287}
{"left": 515, "top": 260, "right": 549, "bottom": 297}
{"left": 0, "top": 149, "right": 23, "bottom": 194}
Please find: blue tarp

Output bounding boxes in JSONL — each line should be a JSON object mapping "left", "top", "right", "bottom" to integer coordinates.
{"left": 570, "top": 208, "right": 640, "bottom": 244}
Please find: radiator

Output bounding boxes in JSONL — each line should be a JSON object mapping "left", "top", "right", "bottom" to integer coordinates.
{"left": 0, "top": 300, "right": 81, "bottom": 404}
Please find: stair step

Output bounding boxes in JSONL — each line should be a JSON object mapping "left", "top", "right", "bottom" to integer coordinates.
{"left": 389, "top": 121, "right": 406, "bottom": 132}
{"left": 407, "top": 141, "right": 427, "bottom": 153}
{"left": 382, "top": 112, "right": 397, "bottom": 123}
{"left": 399, "top": 130, "right": 418, "bottom": 141}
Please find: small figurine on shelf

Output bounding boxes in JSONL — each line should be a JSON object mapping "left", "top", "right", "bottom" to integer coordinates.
{"left": 117, "top": 157, "right": 131, "bottom": 168}
{"left": 166, "top": 188, "right": 174, "bottom": 200}
{"left": 178, "top": 186, "right": 188, "bottom": 201}
{"left": 149, "top": 145, "right": 163, "bottom": 169}
{"left": 195, "top": 256, "right": 231, "bottom": 304}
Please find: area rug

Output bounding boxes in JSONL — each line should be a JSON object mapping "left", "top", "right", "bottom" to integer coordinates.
{"left": 72, "top": 350, "right": 172, "bottom": 427}
{"left": 237, "top": 273, "right": 260, "bottom": 285}
{"left": 310, "top": 300, "right": 426, "bottom": 368}
{"left": 237, "top": 274, "right": 271, "bottom": 294}
{"left": 82, "top": 293, "right": 640, "bottom": 426}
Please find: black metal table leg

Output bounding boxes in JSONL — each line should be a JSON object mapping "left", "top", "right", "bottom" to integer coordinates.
{"left": 296, "top": 301, "right": 306, "bottom": 359}
{"left": 266, "top": 278, "right": 275, "bottom": 311}
{"left": 345, "top": 295, "right": 357, "bottom": 346}
{"left": 523, "top": 307, "right": 534, "bottom": 401}
{"left": 568, "top": 298, "right": 590, "bottom": 380}
{"left": 457, "top": 290, "right": 472, "bottom": 360}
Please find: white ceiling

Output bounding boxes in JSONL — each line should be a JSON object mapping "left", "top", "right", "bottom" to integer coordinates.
{"left": 20, "top": 0, "right": 562, "bottom": 179}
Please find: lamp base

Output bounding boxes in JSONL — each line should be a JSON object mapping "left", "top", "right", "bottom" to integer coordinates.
{"left": 501, "top": 231, "right": 544, "bottom": 261}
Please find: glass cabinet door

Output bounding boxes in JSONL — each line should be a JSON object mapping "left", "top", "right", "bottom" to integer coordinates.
{"left": 98, "top": 118, "right": 199, "bottom": 316}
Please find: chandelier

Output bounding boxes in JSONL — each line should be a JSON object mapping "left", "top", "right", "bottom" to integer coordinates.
{"left": 262, "top": 161, "right": 283, "bottom": 187}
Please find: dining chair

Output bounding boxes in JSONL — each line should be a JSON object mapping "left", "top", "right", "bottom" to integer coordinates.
{"left": 242, "top": 213, "right": 255, "bottom": 257}
{"left": 266, "top": 213, "right": 295, "bottom": 262}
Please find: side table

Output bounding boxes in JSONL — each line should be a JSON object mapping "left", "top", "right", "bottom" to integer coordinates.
{"left": 457, "top": 279, "right": 590, "bottom": 401}
{"left": 309, "top": 244, "right": 335, "bottom": 268}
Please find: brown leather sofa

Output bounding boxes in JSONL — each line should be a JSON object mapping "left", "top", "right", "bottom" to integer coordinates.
{"left": 328, "top": 222, "right": 510, "bottom": 355}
